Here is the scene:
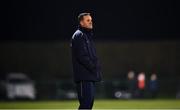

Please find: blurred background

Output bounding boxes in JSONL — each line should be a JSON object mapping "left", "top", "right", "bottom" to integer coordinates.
{"left": 0, "top": 0, "right": 180, "bottom": 101}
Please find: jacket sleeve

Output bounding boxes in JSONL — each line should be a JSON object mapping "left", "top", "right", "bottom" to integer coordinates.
{"left": 73, "top": 33, "right": 96, "bottom": 73}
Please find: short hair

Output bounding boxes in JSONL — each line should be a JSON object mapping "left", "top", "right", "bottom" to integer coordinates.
{"left": 78, "top": 13, "right": 91, "bottom": 22}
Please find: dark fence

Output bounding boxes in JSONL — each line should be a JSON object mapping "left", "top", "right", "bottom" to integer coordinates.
{"left": 0, "top": 40, "right": 180, "bottom": 100}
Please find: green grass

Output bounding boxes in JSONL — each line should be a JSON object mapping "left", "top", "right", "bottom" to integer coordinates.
{"left": 0, "top": 99, "right": 180, "bottom": 109}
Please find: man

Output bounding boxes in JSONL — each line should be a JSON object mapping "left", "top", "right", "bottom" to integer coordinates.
{"left": 70, "top": 13, "right": 102, "bottom": 109}
{"left": 149, "top": 73, "right": 158, "bottom": 98}
{"left": 127, "top": 70, "right": 137, "bottom": 98}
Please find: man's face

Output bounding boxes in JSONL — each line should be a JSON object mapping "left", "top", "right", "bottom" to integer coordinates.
{"left": 80, "top": 15, "right": 93, "bottom": 29}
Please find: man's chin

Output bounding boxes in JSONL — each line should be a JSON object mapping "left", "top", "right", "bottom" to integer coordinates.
{"left": 84, "top": 26, "right": 93, "bottom": 30}
{"left": 88, "top": 27, "right": 93, "bottom": 29}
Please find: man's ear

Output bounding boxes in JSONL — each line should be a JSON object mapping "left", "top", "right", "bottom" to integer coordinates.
{"left": 80, "top": 21, "right": 83, "bottom": 26}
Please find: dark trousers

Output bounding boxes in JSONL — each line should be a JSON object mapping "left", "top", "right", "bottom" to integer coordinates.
{"left": 76, "top": 81, "right": 95, "bottom": 110}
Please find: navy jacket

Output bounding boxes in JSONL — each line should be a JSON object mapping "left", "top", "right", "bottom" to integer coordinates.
{"left": 70, "top": 27, "right": 102, "bottom": 82}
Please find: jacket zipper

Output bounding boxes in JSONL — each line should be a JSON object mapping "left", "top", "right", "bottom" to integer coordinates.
{"left": 97, "top": 72, "right": 99, "bottom": 78}
{"left": 80, "top": 82, "right": 83, "bottom": 97}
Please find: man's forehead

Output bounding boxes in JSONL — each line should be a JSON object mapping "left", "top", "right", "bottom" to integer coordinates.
{"left": 83, "top": 15, "right": 92, "bottom": 20}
